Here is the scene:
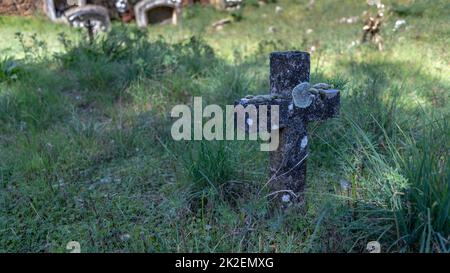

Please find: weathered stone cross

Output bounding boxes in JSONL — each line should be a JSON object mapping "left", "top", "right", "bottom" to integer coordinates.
{"left": 236, "top": 51, "right": 340, "bottom": 208}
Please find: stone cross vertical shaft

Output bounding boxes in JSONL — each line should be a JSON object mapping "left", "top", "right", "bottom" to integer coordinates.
{"left": 236, "top": 51, "right": 340, "bottom": 208}
{"left": 269, "top": 51, "right": 311, "bottom": 206}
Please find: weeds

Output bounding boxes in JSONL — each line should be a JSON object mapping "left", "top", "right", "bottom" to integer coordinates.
{"left": 0, "top": 57, "right": 20, "bottom": 83}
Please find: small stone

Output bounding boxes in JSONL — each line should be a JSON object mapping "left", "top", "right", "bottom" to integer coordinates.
{"left": 245, "top": 95, "right": 254, "bottom": 99}
{"left": 268, "top": 26, "right": 277, "bottom": 33}
{"left": 211, "top": 18, "right": 232, "bottom": 29}
{"left": 348, "top": 40, "right": 359, "bottom": 49}
{"left": 19, "top": 121, "right": 27, "bottom": 131}
{"left": 394, "top": 19, "right": 406, "bottom": 31}
{"left": 100, "top": 177, "right": 111, "bottom": 184}
{"left": 340, "top": 179, "right": 351, "bottom": 191}
{"left": 120, "top": 234, "right": 131, "bottom": 241}
{"left": 292, "top": 82, "right": 312, "bottom": 108}
{"left": 275, "top": 6, "right": 283, "bottom": 14}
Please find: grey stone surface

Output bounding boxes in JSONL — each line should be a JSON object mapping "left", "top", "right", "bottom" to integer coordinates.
{"left": 292, "top": 82, "right": 312, "bottom": 108}
{"left": 270, "top": 51, "right": 310, "bottom": 98}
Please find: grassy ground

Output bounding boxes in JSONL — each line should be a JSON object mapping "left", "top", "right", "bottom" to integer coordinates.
{"left": 0, "top": 0, "right": 449, "bottom": 253}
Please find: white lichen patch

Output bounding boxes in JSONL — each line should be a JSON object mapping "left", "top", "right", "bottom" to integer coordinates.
{"left": 300, "top": 135, "right": 308, "bottom": 149}
{"left": 281, "top": 194, "right": 291, "bottom": 203}
{"left": 394, "top": 19, "right": 406, "bottom": 31}
{"left": 292, "top": 82, "right": 312, "bottom": 108}
{"left": 288, "top": 103, "right": 294, "bottom": 111}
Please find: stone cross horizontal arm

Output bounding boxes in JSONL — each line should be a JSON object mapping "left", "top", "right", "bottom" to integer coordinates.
{"left": 237, "top": 88, "right": 339, "bottom": 130}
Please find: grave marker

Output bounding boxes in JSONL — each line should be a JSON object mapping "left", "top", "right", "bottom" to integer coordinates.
{"left": 134, "top": 0, "right": 182, "bottom": 27}
{"left": 236, "top": 51, "right": 340, "bottom": 208}
{"left": 65, "top": 4, "right": 111, "bottom": 42}
{"left": 43, "top": 0, "right": 86, "bottom": 23}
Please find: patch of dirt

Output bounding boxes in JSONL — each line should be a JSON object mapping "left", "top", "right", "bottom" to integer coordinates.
{"left": 0, "top": 0, "right": 43, "bottom": 16}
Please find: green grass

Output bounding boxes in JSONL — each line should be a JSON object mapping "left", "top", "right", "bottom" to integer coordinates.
{"left": 0, "top": 0, "right": 449, "bottom": 253}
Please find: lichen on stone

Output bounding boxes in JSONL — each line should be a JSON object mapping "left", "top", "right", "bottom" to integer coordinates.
{"left": 313, "top": 83, "right": 332, "bottom": 90}
{"left": 308, "top": 87, "right": 319, "bottom": 95}
{"left": 292, "top": 82, "right": 313, "bottom": 108}
{"left": 300, "top": 135, "right": 308, "bottom": 149}
{"left": 281, "top": 194, "right": 291, "bottom": 203}
{"left": 240, "top": 98, "right": 250, "bottom": 104}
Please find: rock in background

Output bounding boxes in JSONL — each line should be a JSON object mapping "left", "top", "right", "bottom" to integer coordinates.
{"left": 0, "top": 0, "right": 43, "bottom": 16}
